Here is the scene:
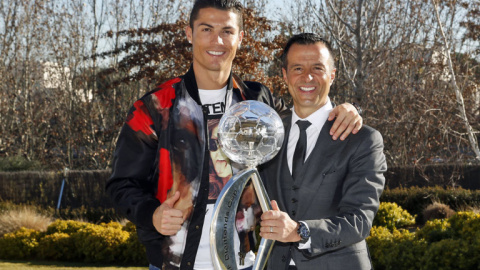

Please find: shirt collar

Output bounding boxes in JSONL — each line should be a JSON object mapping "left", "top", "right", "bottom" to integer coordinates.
{"left": 291, "top": 97, "right": 333, "bottom": 132}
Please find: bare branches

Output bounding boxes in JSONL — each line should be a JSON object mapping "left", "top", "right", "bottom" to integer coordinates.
{"left": 326, "top": 0, "right": 355, "bottom": 34}
{"left": 433, "top": 0, "right": 480, "bottom": 160}
{"left": 0, "top": 0, "right": 479, "bottom": 170}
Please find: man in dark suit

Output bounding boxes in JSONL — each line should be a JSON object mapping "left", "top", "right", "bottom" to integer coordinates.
{"left": 259, "top": 33, "right": 387, "bottom": 270}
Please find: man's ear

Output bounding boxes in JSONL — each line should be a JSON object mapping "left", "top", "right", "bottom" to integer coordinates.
{"left": 330, "top": 68, "right": 336, "bottom": 85}
{"left": 238, "top": 30, "right": 244, "bottom": 44}
{"left": 282, "top": 68, "right": 287, "bottom": 82}
{"left": 185, "top": 26, "right": 193, "bottom": 44}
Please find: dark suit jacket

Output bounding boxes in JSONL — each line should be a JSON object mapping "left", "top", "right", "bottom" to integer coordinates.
{"left": 260, "top": 112, "right": 387, "bottom": 270}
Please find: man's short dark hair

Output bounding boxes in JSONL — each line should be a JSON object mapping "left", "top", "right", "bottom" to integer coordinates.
{"left": 281, "top": 33, "right": 335, "bottom": 70}
{"left": 189, "top": 0, "right": 244, "bottom": 30}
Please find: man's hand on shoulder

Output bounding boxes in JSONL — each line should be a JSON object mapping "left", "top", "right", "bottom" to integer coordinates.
{"left": 259, "top": 200, "right": 301, "bottom": 243}
{"left": 328, "top": 103, "right": 363, "bottom": 141}
{"left": 152, "top": 191, "right": 184, "bottom": 235}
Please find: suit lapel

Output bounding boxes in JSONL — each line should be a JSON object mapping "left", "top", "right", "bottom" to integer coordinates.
{"left": 295, "top": 120, "right": 346, "bottom": 218}
{"left": 269, "top": 114, "right": 292, "bottom": 213}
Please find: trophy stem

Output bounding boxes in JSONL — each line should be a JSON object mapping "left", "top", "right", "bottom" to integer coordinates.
{"left": 250, "top": 169, "right": 275, "bottom": 270}
{"left": 250, "top": 170, "right": 271, "bottom": 214}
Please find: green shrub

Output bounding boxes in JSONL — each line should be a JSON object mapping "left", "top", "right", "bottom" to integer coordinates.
{"left": 46, "top": 219, "right": 90, "bottom": 235}
{"left": 416, "top": 212, "right": 480, "bottom": 269}
{"left": 369, "top": 209, "right": 480, "bottom": 269}
{"left": 416, "top": 218, "right": 451, "bottom": 242}
{"left": 0, "top": 219, "right": 145, "bottom": 265}
{"left": 373, "top": 202, "right": 416, "bottom": 230}
{"left": 422, "top": 238, "right": 477, "bottom": 270}
{"left": 0, "top": 156, "right": 42, "bottom": 171}
{"left": 366, "top": 226, "right": 393, "bottom": 266}
{"left": 37, "top": 232, "right": 77, "bottom": 260}
{"left": 369, "top": 211, "right": 480, "bottom": 270}
{"left": 101, "top": 221, "right": 123, "bottom": 230}
{"left": 367, "top": 226, "right": 426, "bottom": 270}
{"left": 0, "top": 227, "right": 42, "bottom": 259}
{"left": 381, "top": 186, "right": 480, "bottom": 224}
{"left": 72, "top": 222, "right": 130, "bottom": 263}
{"left": 447, "top": 211, "right": 480, "bottom": 237}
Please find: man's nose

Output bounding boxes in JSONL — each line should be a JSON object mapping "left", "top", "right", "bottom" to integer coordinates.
{"left": 304, "top": 74, "right": 313, "bottom": 82}
{"left": 212, "top": 34, "right": 224, "bottom": 45}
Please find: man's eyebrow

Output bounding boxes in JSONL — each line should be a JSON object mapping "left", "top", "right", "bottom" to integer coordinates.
{"left": 197, "top": 23, "right": 236, "bottom": 30}
{"left": 198, "top": 22, "right": 214, "bottom": 28}
{"left": 289, "top": 64, "right": 303, "bottom": 68}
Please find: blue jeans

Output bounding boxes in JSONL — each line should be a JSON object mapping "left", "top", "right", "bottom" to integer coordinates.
{"left": 149, "top": 265, "right": 161, "bottom": 270}
{"left": 149, "top": 264, "right": 253, "bottom": 270}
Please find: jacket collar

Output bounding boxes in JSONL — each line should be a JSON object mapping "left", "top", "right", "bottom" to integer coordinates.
{"left": 183, "top": 65, "right": 235, "bottom": 106}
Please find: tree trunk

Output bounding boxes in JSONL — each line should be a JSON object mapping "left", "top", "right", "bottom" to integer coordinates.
{"left": 433, "top": 0, "right": 480, "bottom": 161}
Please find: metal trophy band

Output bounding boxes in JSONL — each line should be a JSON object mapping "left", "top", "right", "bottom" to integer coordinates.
{"left": 210, "top": 100, "right": 285, "bottom": 270}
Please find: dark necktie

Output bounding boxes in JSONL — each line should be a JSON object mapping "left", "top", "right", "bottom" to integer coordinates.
{"left": 292, "top": 120, "right": 311, "bottom": 181}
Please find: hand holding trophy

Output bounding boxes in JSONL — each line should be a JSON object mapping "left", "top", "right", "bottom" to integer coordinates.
{"left": 210, "top": 100, "right": 284, "bottom": 270}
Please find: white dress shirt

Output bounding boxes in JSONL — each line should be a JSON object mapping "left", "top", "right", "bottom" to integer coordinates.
{"left": 287, "top": 97, "right": 333, "bottom": 172}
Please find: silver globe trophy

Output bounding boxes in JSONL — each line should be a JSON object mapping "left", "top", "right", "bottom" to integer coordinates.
{"left": 210, "top": 100, "right": 284, "bottom": 270}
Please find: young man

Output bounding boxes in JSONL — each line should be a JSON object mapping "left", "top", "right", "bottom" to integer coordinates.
{"left": 259, "top": 33, "right": 387, "bottom": 270}
{"left": 107, "top": 1, "right": 362, "bottom": 269}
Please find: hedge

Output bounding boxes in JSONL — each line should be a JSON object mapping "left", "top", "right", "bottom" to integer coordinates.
{"left": 380, "top": 186, "right": 480, "bottom": 224}
{"left": 0, "top": 220, "right": 147, "bottom": 265}
{"left": 367, "top": 211, "right": 480, "bottom": 270}
{"left": 2, "top": 203, "right": 480, "bottom": 269}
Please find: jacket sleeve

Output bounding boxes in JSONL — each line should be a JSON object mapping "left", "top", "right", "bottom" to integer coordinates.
{"left": 303, "top": 129, "right": 387, "bottom": 256}
{"left": 270, "top": 93, "right": 288, "bottom": 115}
{"left": 106, "top": 98, "right": 161, "bottom": 232}
{"left": 243, "top": 81, "right": 289, "bottom": 114}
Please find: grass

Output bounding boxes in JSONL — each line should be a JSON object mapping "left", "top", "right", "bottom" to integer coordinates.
{"left": 0, "top": 260, "right": 146, "bottom": 270}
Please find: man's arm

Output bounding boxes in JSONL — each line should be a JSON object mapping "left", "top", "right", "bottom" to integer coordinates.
{"left": 304, "top": 129, "right": 385, "bottom": 256}
{"left": 106, "top": 100, "right": 183, "bottom": 235}
{"left": 106, "top": 129, "right": 160, "bottom": 232}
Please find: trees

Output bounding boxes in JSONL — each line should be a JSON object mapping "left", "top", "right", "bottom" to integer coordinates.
{"left": 0, "top": 0, "right": 478, "bottom": 172}
{"left": 433, "top": 0, "right": 480, "bottom": 161}
{"left": 275, "top": 0, "right": 479, "bottom": 173}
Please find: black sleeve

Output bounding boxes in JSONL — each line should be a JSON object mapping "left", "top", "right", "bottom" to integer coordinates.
{"left": 106, "top": 98, "right": 161, "bottom": 232}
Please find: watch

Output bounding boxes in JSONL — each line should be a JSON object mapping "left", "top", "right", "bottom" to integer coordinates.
{"left": 296, "top": 221, "right": 310, "bottom": 244}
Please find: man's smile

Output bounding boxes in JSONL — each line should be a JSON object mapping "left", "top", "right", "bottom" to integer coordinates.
{"left": 299, "top": 86, "right": 316, "bottom": 92}
{"left": 207, "top": 50, "right": 225, "bottom": 56}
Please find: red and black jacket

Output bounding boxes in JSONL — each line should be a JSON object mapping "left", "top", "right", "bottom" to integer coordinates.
{"left": 107, "top": 66, "right": 286, "bottom": 269}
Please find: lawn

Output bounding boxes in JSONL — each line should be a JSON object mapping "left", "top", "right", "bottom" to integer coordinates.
{"left": 0, "top": 260, "right": 146, "bottom": 270}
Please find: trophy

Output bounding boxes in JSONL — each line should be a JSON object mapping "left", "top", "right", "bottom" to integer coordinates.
{"left": 210, "top": 100, "right": 285, "bottom": 270}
